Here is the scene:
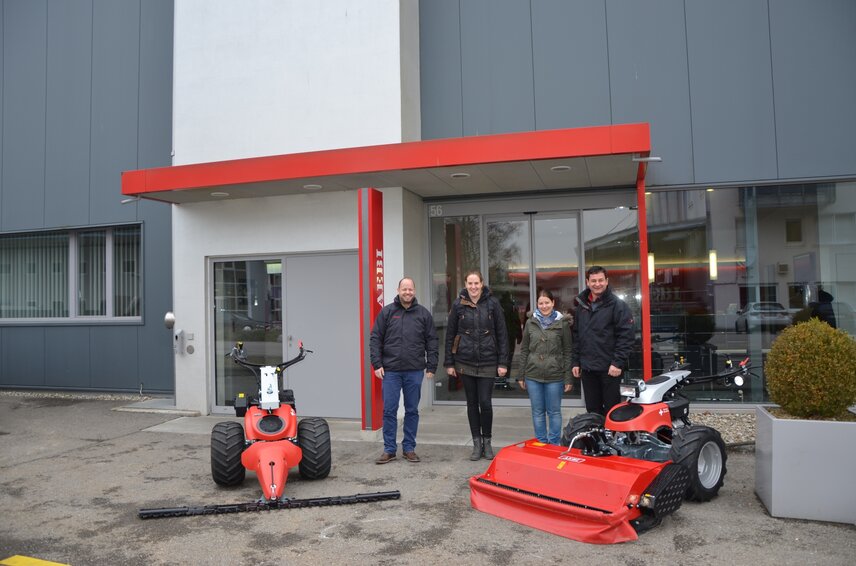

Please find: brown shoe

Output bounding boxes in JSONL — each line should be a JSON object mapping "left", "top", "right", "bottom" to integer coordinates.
{"left": 403, "top": 451, "right": 420, "bottom": 463}
{"left": 375, "top": 452, "right": 396, "bottom": 464}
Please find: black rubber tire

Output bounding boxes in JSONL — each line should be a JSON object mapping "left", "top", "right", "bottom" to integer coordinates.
{"left": 560, "top": 412, "right": 605, "bottom": 447}
{"left": 669, "top": 425, "right": 727, "bottom": 502}
{"left": 297, "top": 417, "right": 332, "bottom": 480}
{"left": 211, "top": 421, "right": 246, "bottom": 486}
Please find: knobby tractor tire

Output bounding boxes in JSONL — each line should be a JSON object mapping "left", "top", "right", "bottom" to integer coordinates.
{"left": 211, "top": 421, "right": 246, "bottom": 486}
{"left": 297, "top": 417, "right": 332, "bottom": 480}
{"left": 560, "top": 412, "right": 605, "bottom": 447}
{"left": 669, "top": 425, "right": 727, "bottom": 502}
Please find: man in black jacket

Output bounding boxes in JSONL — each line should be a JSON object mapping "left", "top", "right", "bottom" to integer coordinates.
{"left": 370, "top": 277, "right": 439, "bottom": 464}
{"left": 571, "top": 266, "right": 635, "bottom": 416}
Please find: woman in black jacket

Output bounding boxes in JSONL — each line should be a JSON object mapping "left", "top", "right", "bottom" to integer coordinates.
{"left": 444, "top": 271, "right": 509, "bottom": 460}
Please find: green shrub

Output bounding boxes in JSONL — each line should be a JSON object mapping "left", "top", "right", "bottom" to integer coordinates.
{"left": 765, "top": 318, "right": 856, "bottom": 419}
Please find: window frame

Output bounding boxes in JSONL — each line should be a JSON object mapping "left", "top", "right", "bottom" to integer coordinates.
{"left": 0, "top": 224, "right": 143, "bottom": 325}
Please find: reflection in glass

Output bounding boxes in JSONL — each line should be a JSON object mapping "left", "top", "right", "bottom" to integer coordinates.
{"left": 0, "top": 232, "right": 68, "bottom": 318}
{"left": 487, "top": 219, "right": 529, "bottom": 390}
{"left": 429, "top": 216, "right": 481, "bottom": 319}
{"left": 646, "top": 182, "right": 856, "bottom": 403}
{"left": 114, "top": 226, "right": 141, "bottom": 317}
{"left": 78, "top": 231, "right": 106, "bottom": 316}
{"left": 214, "top": 260, "right": 283, "bottom": 407}
{"left": 429, "top": 216, "right": 481, "bottom": 401}
{"left": 431, "top": 213, "right": 583, "bottom": 402}
{"left": 583, "top": 209, "right": 642, "bottom": 378}
{"left": 534, "top": 216, "right": 581, "bottom": 398}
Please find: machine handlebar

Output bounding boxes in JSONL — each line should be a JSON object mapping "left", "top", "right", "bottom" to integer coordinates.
{"left": 226, "top": 340, "right": 312, "bottom": 375}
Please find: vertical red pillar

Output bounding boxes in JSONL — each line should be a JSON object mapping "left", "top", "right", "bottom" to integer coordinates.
{"left": 636, "top": 165, "right": 652, "bottom": 380}
{"left": 358, "top": 188, "right": 384, "bottom": 430}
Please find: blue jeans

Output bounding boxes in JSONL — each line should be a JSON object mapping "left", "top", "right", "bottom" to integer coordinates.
{"left": 382, "top": 370, "right": 424, "bottom": 454}
{"left": 525, "top": 379, "right": 564, "bottom": 445}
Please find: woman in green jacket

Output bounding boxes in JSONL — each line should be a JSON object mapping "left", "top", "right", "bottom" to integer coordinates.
{"left": 516, "top": 289, "right": 572, "bottom": 445}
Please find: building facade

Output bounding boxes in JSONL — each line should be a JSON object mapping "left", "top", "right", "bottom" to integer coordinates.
{"left": 0, "top": 0, "right": 174, "bottom": 392}
{"left": 3, "top": 1, "right": 855, "bottom": 418}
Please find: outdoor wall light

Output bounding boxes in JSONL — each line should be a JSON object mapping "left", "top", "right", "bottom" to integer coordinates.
{"left": 550, "top": 165, "right": 572, "bottom": 172}
{"left": 302, "top": 184, "right": 323, "bottom": 190}
{"left": 120, "top": 196, "right": 140, "bottom": 204}
{"left": 210, "top": 191, "right": 230, "bottom": 197}
{"left": 450, "top": 172, "right": 470, "bottom": 179}
{"left": 632, "top": 155, "right": 662, "bottom": 163}
{"left": 647, "top": 253, "right": 655, "bottom": 283}
{"left": 709, "top": 250, "right": 718, "bottom": 281}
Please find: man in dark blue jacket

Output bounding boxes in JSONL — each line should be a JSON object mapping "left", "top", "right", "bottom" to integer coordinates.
{"left": 571, "top": 266, "right": 635, "bottom": 416}
{"left": 370, "top": 277, "right": 439, "bottom": 464}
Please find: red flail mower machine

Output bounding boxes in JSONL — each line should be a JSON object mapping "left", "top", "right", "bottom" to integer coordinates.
{"left": 139, "top": 342, "right": 399, "bottom": 519}
{"left": 470, "top": 357, "right": 749, "bottom": 544}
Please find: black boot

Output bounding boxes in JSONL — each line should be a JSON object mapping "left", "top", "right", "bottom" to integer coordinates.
{"left": 482, "top": 436, "right": 494, "bottom": 460}
{"left": 470, "top": 437, "right": 483, "bottom": 461}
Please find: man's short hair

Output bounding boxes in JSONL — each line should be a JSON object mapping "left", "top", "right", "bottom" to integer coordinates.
{"left": 586, "top": 266, "right": 608, "bottom": 279}
{"left": 398, "top": 277, "right": 415, "bottom": 289}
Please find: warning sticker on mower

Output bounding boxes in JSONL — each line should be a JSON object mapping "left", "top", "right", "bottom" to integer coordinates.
{"left": 558, "top": 455, "right": 586, "bottom": 463}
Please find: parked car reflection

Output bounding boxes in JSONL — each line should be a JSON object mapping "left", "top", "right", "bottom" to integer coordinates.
{"left": 735, "top": 302, "right": 792, "bottom": 333}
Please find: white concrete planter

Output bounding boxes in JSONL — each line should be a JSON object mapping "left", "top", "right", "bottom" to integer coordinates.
{"left": 755, "top": 405, "right": 856, "bottom": 524}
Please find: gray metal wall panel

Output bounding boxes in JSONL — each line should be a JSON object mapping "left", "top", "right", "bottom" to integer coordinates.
{"left": 138, "top": 0, "right": 173, "bottom": 170}
{"left": 89, "top": 0, "right": 139, "bottom": 225}
{"left": 460, "top": 0, "right": 535, "bottom": 135}
{"left": 133, "top": 0, "right": 174, "bottom": 392}
{"left": 1, "top": 0, "right": 47, "bottom": 231}
{"left": 606, "top": 0, "right": 694, "bottom": 187}
{"left": 419, "top": 0, "right": 463, "bottom": 139}
{"left": 0, "top": 4, "right": 4, "bottom": 215}
{"left": 89, "top": 326, "right": 139, "bottom": 389}
{"left": 686, "top": 0, "right": 777, "bottom": 184}
{"left": 44, "top": 0, "right": 93, "bottom": 227}
{"left": 0, "top": 327, "right": 46, "bottom": 387}
{"left": 45, "top": 327, "right": 91, "bottom": 387}
{"left": 138, "top": 200, "right": 173, "bottom": 392}
{"left": 1, "top": 0, "right": 174, "bottom": 393}
{"left": 532, "top": 0, "right": 611, "bottom": 129}
{"left": 770, "top": 0, "right": 856, "bottom": 179}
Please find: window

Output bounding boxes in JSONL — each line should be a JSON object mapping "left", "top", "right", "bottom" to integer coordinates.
{"left": 785, "top": 219, "right": 802, "bottom": 244}
{"left": 0, "top": 226, "right": 141, "bottom": 321}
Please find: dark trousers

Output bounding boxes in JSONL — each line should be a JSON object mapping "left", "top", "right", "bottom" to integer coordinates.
{"left": 461, "top": 373, "right": 493, "bottom": 438}
{"left": 581, "top": 369, "right": 621, "bottom": 416}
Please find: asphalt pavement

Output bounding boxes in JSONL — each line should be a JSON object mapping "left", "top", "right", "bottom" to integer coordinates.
{"left": 0, "top": 392, "right": 854, "bottom": 566}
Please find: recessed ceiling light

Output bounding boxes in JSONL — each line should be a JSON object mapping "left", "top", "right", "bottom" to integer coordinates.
{"left": 210, "top": 191, "right": 230, "bottom": 197}
{"left": 303, "top": 184, "right": 323, "bottom": 190}
{"left": 550, "top": 165, "right": 572, "bottom": 172}
{"left": 450, "top": 172, "right": 470, "bottom": 179}
{"left": 706, "top": 188, "right": 715, "bottom": 192}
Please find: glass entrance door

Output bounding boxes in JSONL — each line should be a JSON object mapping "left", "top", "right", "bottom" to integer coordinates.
{"left": 433, "top": 212, "right": 582, "bottom": 402}
{"left": 213, "top": 259, "right": 283, "bottom": 408}
{"left": 532, "top": 214, "right": 582, "bottom": 397}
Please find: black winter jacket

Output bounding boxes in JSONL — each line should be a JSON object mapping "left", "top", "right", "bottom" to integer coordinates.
{"left": 370, "top": 296, "right": 439, "bottom": 373}
{"left": 570, "top": 286, "right": 635, "bottom": 372}
{"left": 444, "top": 287, "right": 509, "bottom": 377}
